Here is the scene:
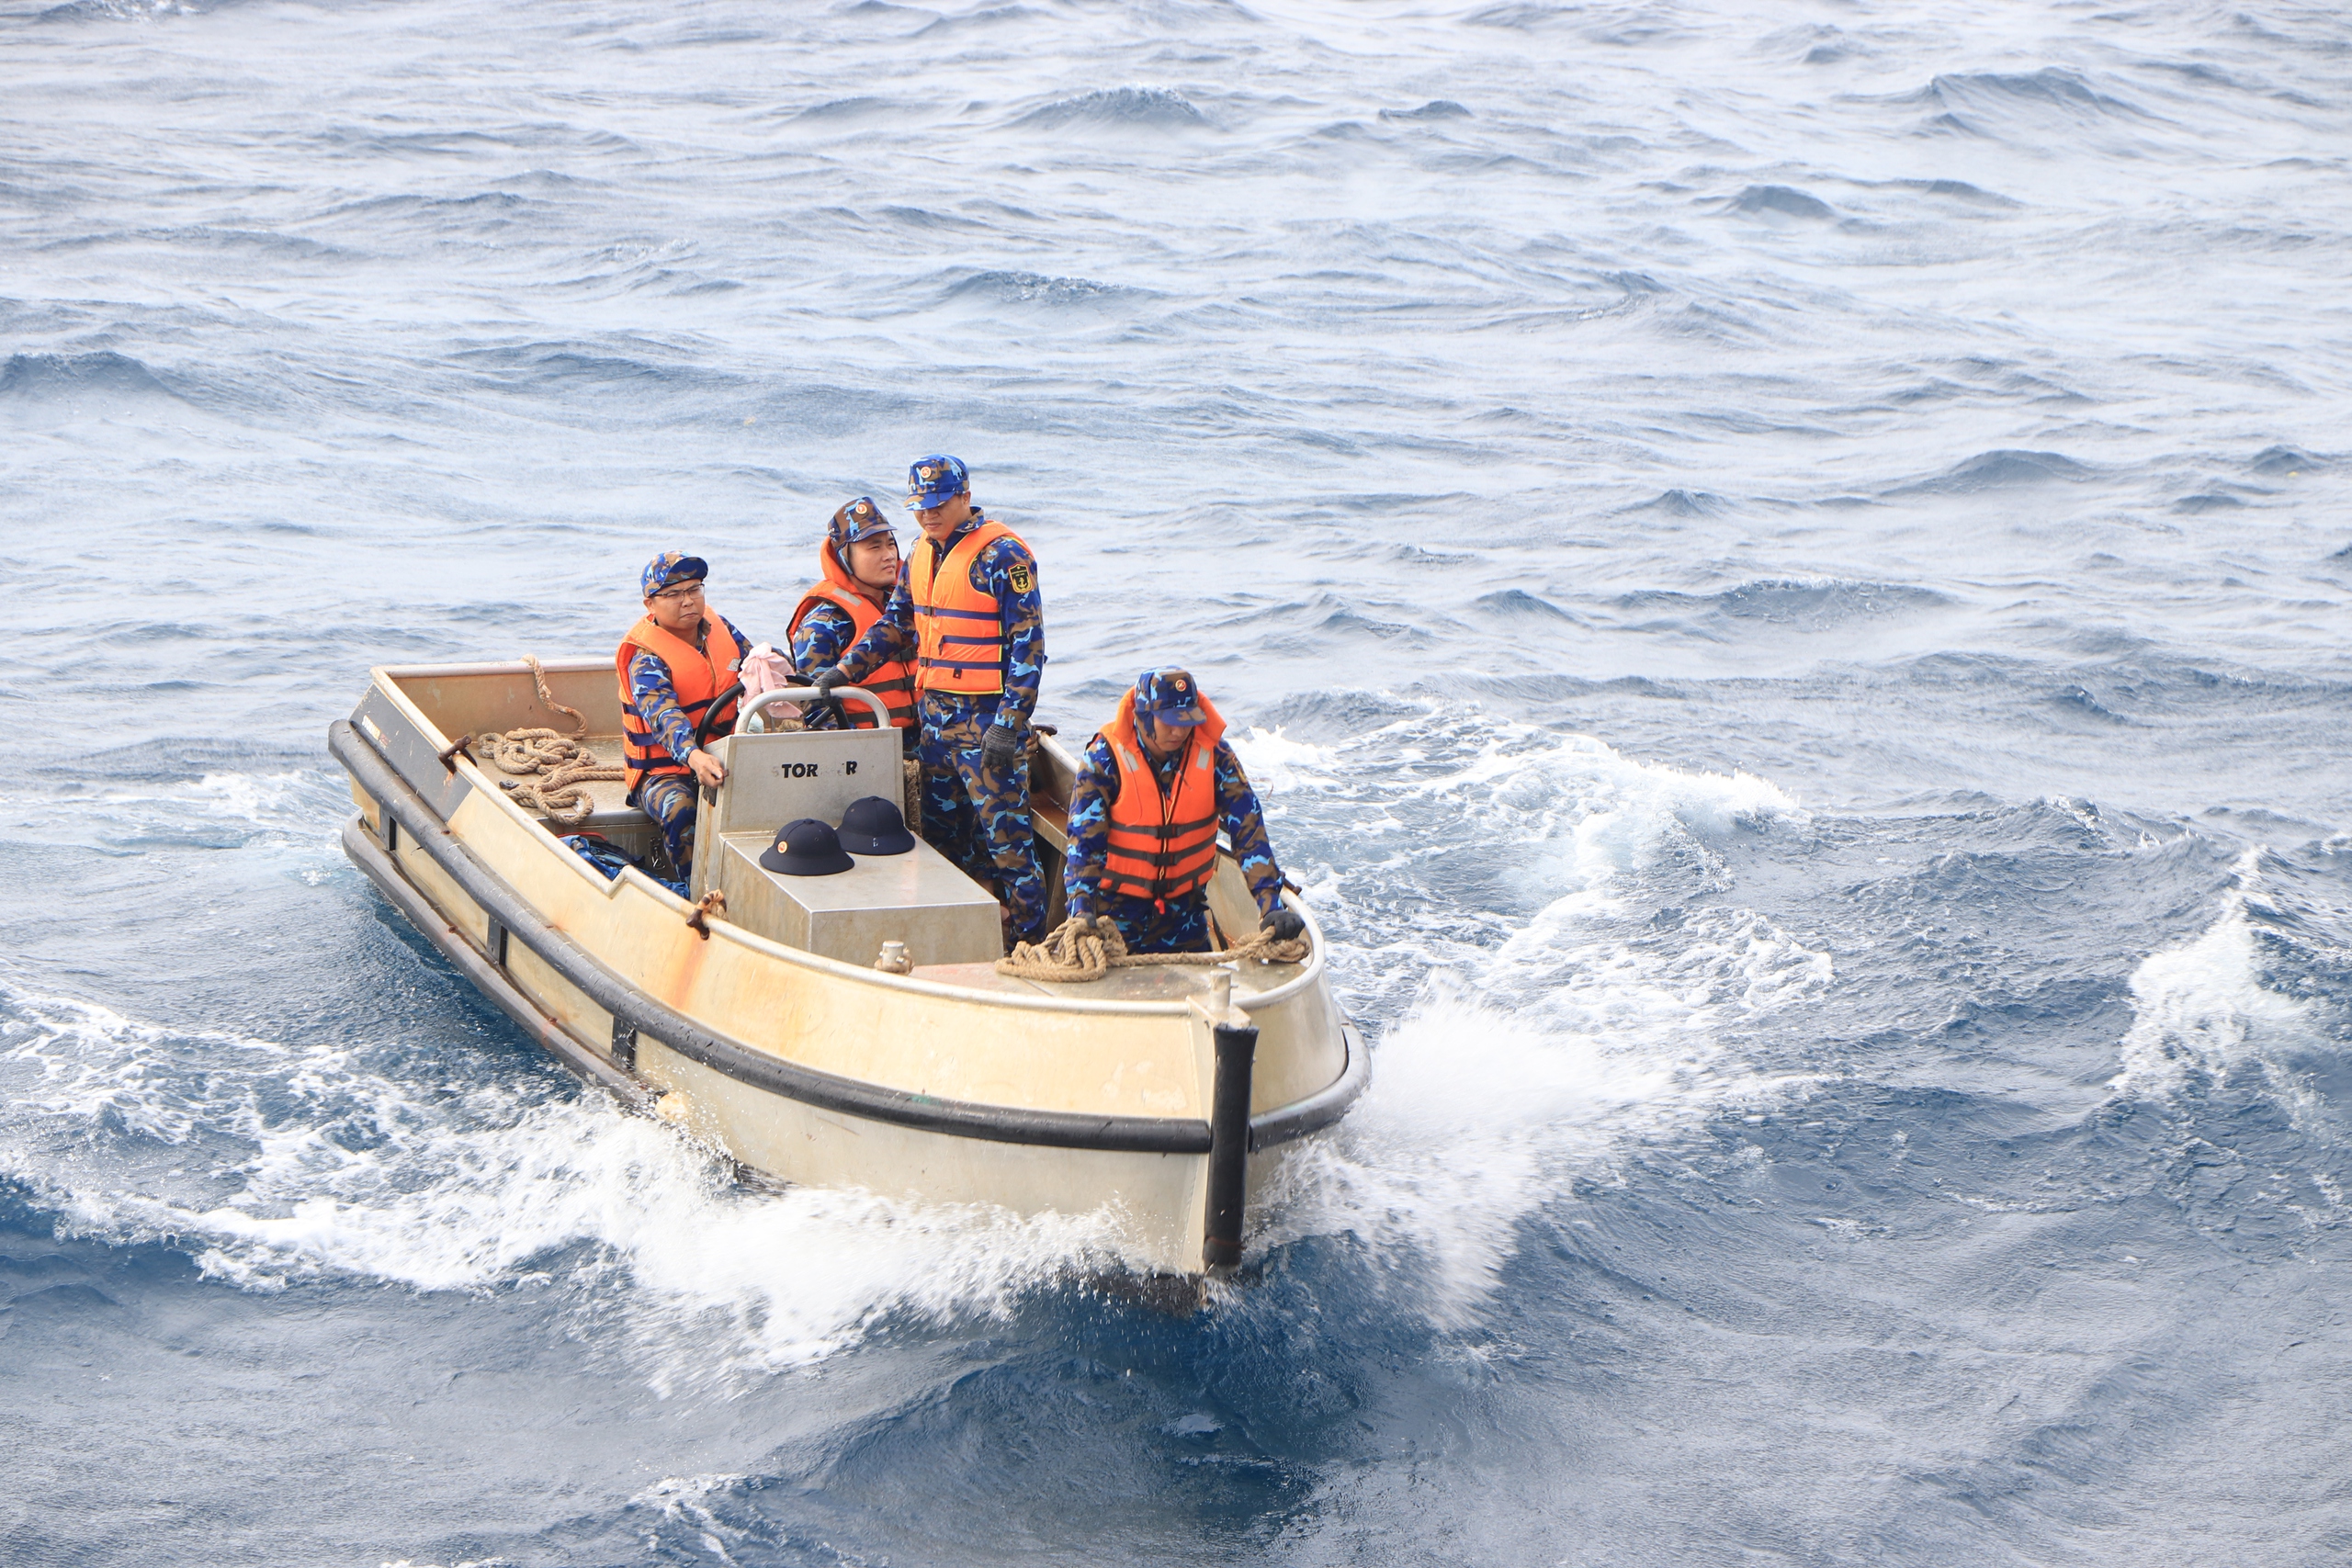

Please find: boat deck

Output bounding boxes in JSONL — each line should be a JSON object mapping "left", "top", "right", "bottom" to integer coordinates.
{"left": 419, "top": 676, "right": 1268, "bottom": 998}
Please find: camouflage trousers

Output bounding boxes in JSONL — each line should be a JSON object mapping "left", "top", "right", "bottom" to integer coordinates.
{"left": 1096, "top": 890, "right": 1212, "bottom": 956}
{"left": 918, "top": 694, "right": 1046, "bottom": 941}
{"left": 635, "top": 772, "right": 699, "bottom": 873}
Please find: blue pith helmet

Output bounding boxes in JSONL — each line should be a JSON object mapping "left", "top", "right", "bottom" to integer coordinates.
{"left": 830, "top": 496, "right": 897, "bottom": 550}
{"left": 838, "top": 795, "right": 916, "bottom": 855}
{"left": 641, "top": 550, "right": 708, "bottom": 598}
{"left": 759, "top": 818, "right": 855, "bottom": 876}
{"left": 905, "top": 454, "right": 969, "bottom": 510}
{"left": 1135, "top": 667, "right": 1208, "bottom": 727}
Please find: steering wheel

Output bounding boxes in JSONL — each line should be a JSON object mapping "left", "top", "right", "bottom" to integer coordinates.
{"left": 693, "top": 682, "right": 746, "bottom": 750}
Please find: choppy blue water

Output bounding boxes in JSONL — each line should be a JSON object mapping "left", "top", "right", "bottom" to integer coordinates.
{"left": 6, "top": 0, "right": 2352, "bottom": 1561}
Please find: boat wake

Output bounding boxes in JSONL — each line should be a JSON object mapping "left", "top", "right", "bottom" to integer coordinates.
{"left": 2, "top": 716, "right": 1840, "bottom": 1373}
{"left": 0, "top": 980, "right": 1131, "bottom": 1382}
{"left": 1237, "top": 710, "right": 1832, "bottom": 1324}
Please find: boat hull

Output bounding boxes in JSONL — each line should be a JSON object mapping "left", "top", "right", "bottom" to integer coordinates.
{"left": 330, "top": 662, "right": 1366, "bottom": 1277}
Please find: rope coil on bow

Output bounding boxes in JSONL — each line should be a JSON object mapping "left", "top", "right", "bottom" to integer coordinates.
{"left": 995, "top": 914, "right": 1308, "bottom": 984}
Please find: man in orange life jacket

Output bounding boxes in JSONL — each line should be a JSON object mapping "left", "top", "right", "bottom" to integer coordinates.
{"left": 616, "top": 551, "right": 753, "bottom": 874}
{"left": 810, "top": 455, "right": 1048, "bottom": 945}
{"left": 1062, "top": 668, "right": 1307, "bottom": 955}
{"left": 786, "top": 497, "right": 916, "bottom": 741}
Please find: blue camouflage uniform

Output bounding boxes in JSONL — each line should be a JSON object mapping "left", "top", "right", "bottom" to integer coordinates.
{"left": 1063, "top": 671, "right": 1288, "bottom": 955}
{"left": 833, "top": 458, "right": 1048, "bottom": 941}
{"left": 788, "top": 601, "right": 861, "bottom": 704}
{"left": 627, "top": 551, "right": 752, "bottom": 871}
{"left": 789, "top": 497, "right": 899, "bottom": 736}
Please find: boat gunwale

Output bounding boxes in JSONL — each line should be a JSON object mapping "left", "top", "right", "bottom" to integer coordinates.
{"left": 359, "top": 660, "right": 1334, "bottom": 1017}
{"left": 333, "top": 715, "right": 1371, "bottom": 1155}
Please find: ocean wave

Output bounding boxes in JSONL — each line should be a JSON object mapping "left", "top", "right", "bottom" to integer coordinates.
{"left": 1013, "top": 85, "right": 1207, "bottom": 130}
{"left": 2106, "top": 852, "right": 2327, "bottom": 1120}
{"left": 1379, "top": 100, "right": 1472, "bottom": 122}
{"left": 0, "top": 350, "right": 184, "bottom": 403}
{"left": 910, "top": 2, "right": 1037, "bottom": 36}
{"left": 37, "top": 0, "right": 208, "bottom": 19}
{"left": 786, "top": 96, "right": 899, "bottom": 121}
{"left": 1249, "top": 715, "right": 1820, "bottom": 1319}
{"left": 1895, "top": 67, "right": 2156, "bottom": 137}
{"left": 1473, "top": 587, "right": 1580, "bottom": 622}
{"left": 2250, "top": 444, "right": 2328, "bottom": 473}
{"left": 0, "top": 981, "right": 1124, "bottom": 1382}
{"left": 1892, "top": 448, "right": 2096, "bottom": 494}
{"left": 1623, "top": 486, "right": 1727, "bottom": 515}
{"left": 1722, "top": 184, "right": 1835, "bottom": 220}
{"left": 939, "top": 269, "right": 1149, "bottom": 307}
{"left": 1614, "top": 578, "right": 1950, "bottom": 629}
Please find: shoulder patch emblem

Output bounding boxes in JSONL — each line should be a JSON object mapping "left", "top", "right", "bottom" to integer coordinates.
{"left": 1007, "top": 562, "right": 1033, "bottom": 594}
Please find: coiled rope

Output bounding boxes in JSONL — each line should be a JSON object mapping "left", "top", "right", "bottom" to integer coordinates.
{"left": 474, "top": 728, "right": 625, "bottom": 826}
{"left": 461, "top": 656, "right": 617, "bottom": 825}
{"left": 995, "top": 913, "right": 1308, "bottom": 983}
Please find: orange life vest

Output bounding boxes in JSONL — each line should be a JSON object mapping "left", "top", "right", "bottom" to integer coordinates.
{"left": 908, "top": 517, "right": 1023, "bottom": 696}
{"left": 1097, "top": 689, "right": 1227, "bottom": 907}
{"left": 787, "top": 545, "right": 916, "bottom": 729}
{"left": 615, "top": 613, "right": 743, "bottom": 795}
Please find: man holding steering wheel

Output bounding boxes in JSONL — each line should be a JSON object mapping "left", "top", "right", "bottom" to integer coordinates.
{"left": 616, "top": 550, "right": 755, "bottom": 875}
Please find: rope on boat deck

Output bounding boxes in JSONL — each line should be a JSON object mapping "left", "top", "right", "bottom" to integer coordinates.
{"left": 433, "top": 656, "right": 613, "bottom": 825}
{"left": 522, "top": 653, "right": 590, "bottom": 736}
{"left": 995, "top": 914, "right": 1308, "bottom": 984}
{"left": 471, "top": 728, "right": 625, "bottom": 827}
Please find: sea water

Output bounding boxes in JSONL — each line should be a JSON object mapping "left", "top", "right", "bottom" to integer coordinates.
{"left": 4, "top": 0, "right": 2350, "bottom": 1561}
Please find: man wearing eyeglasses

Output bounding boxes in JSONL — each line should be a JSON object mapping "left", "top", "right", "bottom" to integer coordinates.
{"left": 811, "top": 456, "right": 1048, "bottom": 948}
{"left": 616, "top": 551, "right": 755, "bottom": 874}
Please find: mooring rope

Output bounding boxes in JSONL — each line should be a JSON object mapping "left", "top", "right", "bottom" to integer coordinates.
{"left": 522, "top": 653, "right": 589, "bottom": 736}
{"left": 995, "top": 913, "right": 1308, "bottom": 983}
{"left": 472, "top": 727, "right": 624, "bottom": 827}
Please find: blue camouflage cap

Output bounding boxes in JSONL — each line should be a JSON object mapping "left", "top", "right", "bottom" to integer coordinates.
{"left": 830, "top": 496, "right": 897, "bottom": 549}
{"left": 640, "top": 550, "right": 708, "bottom": 597}
{"left": 1135, "top": 667, "right": 1207, "bottom": 727}
{"left": 905, "top": 454, "right": 969, "bottom": 511}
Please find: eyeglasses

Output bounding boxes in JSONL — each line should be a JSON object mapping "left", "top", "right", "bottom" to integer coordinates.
{"left": 650, "top": 581, "right": 706, "bottom": 602}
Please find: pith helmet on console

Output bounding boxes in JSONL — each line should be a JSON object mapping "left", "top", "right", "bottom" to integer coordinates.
{"left": 759, "top": 818, "right": 855, "bottom": 876}
{"left": 837, "top": 795, "right": 916, "bottom": 856}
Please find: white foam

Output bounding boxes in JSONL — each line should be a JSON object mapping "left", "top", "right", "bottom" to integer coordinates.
{"left": 1257, "top": 716, "right": 1826, "bottom": 1323}
{"left": 3, "top": 717, "right": 1822, "bottom": 1358}
{"left": 1291, "top": 704, "right": 1803, "bottom": 900}
{"left": 2109, "top": 848, "right": 2318, "bottom": 1112}
{"left": 1228, "top": 726, "right": 1341, "bottom": 794}
{"left": 0, "top": 982, "right": 1117, "bottom": 1382}
{"left": 0, "top": 766, "right": 344, "bottom": 852}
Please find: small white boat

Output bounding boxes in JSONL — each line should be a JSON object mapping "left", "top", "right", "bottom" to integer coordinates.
{"left": 330, "top": 659, "right": 1366, "bottom": 1279}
